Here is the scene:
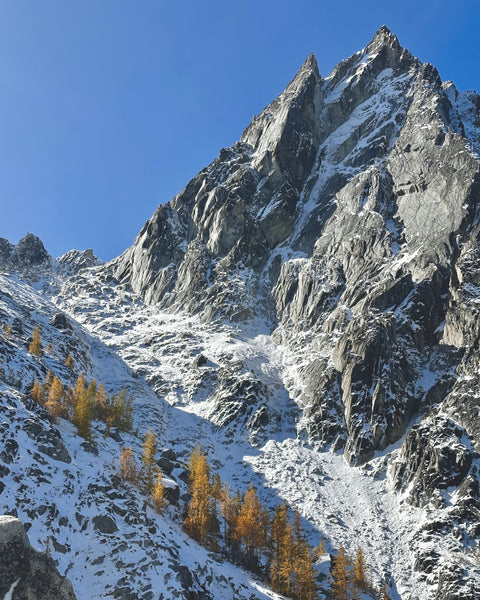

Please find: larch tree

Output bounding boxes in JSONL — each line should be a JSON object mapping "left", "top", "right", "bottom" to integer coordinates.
{"left": 45, "top": 375, "right": 63, "bottom": 422}
{"left": 5, "top": 323, "right": 11, "bottom": 339}
{"left": 220, "top": 482, "right": 238, "bottom": 546}
{"left": 152, "top": 470, "right": 166, "bottom": 514}
{"left": 292, "top": 511, "right": 317, "bottom": 600}
{"left": 183, "top": 445, "right": 217, "bottom": 547}
{"left": 331, "top": 546, "right": 352, "bottom": 600}
{"left": 234, "top": 483, "right": 267, "bottom": 569}
{"left": 142, "top": 428, "right": 157, "bottom": 493}
{"left": 270, "top": 502, "right": 294, "bottom": 596}
{"left": 119, "top": 446, "right": 138, "bottom": 482}
{"left": 29, "top": 326, "right": 42, "bottom": 356}
{"left": 65, "top": 354, "right": 74, "bottom": 371}
{"left": 31, "top": 380, "right": 43, "bottom": 405}
{"left": 353, "top": 547, "right": 368, "bottom": 593}
{"left": 73, "top": 374, "right": 92, "bottom": 439}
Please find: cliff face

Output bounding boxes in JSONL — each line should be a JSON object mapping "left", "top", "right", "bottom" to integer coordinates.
{"left": 110, "top": 26, "right": 480, "bottom": 464}
{"left": 0, "top": 515, "right": 77, "bottom": 600}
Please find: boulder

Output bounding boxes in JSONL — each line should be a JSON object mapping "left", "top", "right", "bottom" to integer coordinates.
{"left": 0, "top": 515, "right": 77, "bottom": 599}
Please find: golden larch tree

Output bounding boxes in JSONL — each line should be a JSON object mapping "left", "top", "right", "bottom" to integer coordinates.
{"left": 152, "top": 470, "right": 166, "bottom": 514}
{"left": 44, "top": 375, "right": 63, "bottom": 422}
{"left": 354, "top": 547, "right": 368, "bottom": 593}
{"left": 29, "top": 326, "right": 42, "bottom": 356}
{"left": 142, "top": 428, "right": 157, "bottom": 493}
{"left": 234, "top": 483, "right": 266, "bottom": 568}
{"left": 65, "top": 354, "right": 74, "bottom": 370}
{"left": 331, "top": 546, "right": 352, "bottom": 600}
{"left": 183, "top": 445, "right": 216, "bottom": 546}
{"left": 73, "top": 374, "right": 92, "bottom": 439}
{"left": 31, "top": 380, "right": 43, "bottom": 405}
{"left": 270, "top": 502, "right": 294, "bottom": 596}
{"left": 292, "top": 511, "right": 317, "bottom": 600}
{"left": 119, "top": 446, "right": 138, "bottom": 482}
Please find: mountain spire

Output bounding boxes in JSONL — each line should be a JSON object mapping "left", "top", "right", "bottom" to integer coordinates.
{"left": 366, "top": 25, "right": 401, "bottom": 54}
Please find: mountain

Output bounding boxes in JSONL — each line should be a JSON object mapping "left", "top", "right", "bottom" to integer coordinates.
{"left": 1, "top": 26, "right": 480, "bottom": 600}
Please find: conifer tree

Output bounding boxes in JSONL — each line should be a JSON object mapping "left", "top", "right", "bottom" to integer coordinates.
{"left": 41, "top": 370, "right": 54, "bottom": 400}
{"left": 292, "top": 511, "right": 317, "bottom": 600}
{"left": 111, "top": 388, "right": 134, "bottom": 432}
{"left": 152, "top": 470, "right": 166, "bottom": 514}
{"left": 45, "top": 375, "right": 63, "bottom": 422}
{"left": 119, "top": 446, "right": 138, "bottom": 482}
{"left": 5, "top": 323, "right": 11, "bottom": 339}
{"left": 65, "top": 354, "right": 74, "bottom": 371}
{"left": 234, "top": 483, "right": 267, "bottom": 569}
{"left": 63, "top": 384, "right": 74, "bottom": 419}
{"left": 73, "top": 374, "right": 92, "bottom": 439}
{"left": 220, "top": 482, "right": 238, "bottom": 546}
{"left": 353, "top": 547, "right": 368, "bottom": 594}
{"left": 183, "top": 445, "right": 214, "bottom": 545}
{"left": 142, "top": 428, "right": 157, "bottom": 493}
{"left": 211, "top": 472, "right": 222, "bottom": 501}
{"left": 29, "top": 326, "right": 42, "bottom": 356}
{"left": 331, "top": 546, "right": 352, "bottom": 600}
{"left": 31, "top": 380, "right": 43, "bottom": 405}
{"left": 94, "top": 383, "right": 107, "bottom": 421}
{"left": 270, "top": 502, "right": 294, "bottom": 596}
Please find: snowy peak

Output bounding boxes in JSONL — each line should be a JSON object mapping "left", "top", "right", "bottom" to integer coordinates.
{"left": 0, "top": 233, "right": 51, "bottom": 273}
{"left": 240, "top": 50, "right": 322, "bottom": 182}
{"left": 365, "top": 24, "right": 401, "bottom": 54}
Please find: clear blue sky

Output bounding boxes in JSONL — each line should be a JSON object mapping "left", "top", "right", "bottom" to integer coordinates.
{"left": 1, "top": 0, "right": 479, "bottom": 260}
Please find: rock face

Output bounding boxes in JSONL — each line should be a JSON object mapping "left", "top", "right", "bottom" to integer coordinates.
{"left": 110, "top": 25, "right": 480, "bottom": 465}
{"left": 0, "top": 234, "right": 50, "bottom": 273}
{"left": 0, "top": 515, "right": 77, "bottom": 600}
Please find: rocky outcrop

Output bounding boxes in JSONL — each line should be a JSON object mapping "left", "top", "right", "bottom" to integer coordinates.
{"left": 0, "top": 515, "right": 77, "bottom": 600}
{"left": 0, "top": 234, "right": 51, "bottom": 273}
{"left": 57, "top": 248, "right": 102, "bottom": 275}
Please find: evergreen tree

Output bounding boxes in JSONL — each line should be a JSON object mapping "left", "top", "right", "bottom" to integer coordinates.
{"left": 29, "top": 326, "right": 42, "bottom": 356}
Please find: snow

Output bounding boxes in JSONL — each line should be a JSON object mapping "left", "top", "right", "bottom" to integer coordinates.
{"left": 3, "top": 579, "right": 20, "bottom": 600}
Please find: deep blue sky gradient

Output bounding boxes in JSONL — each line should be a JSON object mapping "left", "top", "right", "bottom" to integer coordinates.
{"left": 1, "top": 0, "right": 479, "bottom": 259}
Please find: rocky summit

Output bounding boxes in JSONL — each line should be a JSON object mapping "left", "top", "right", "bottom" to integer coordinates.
{"left": 1, "top": 25, "right": 480, "bottom": 600}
